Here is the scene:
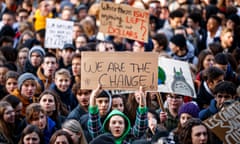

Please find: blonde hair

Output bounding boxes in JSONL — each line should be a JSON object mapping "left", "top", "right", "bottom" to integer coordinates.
{"left": 54, "top": 68, "right": 71, "bottom": 79}
{"left": 220, "top": 27, "right": 233, "bottom": 36}
{"left": 62, "top": 119, "right": 88, "bottom": 144}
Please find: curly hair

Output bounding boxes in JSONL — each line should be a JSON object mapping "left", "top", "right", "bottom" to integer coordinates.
{"left": 179, "top": 118, "right": 212, "bottom": 144}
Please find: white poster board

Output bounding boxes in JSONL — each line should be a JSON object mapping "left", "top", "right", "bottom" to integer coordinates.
{"left": 45, "top": 18, "right": 74, "bottom": 49}
{"left": 158, "top": 57, "right": 196, "bottom": 98}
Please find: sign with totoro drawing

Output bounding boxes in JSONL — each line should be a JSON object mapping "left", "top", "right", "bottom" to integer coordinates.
{"left": 81, "top": 52, "right": 158, "bottom": 90}
{"left": 99, "top": 1, "right": 149, "bottom": 42}
{"left": 158, "top": 57, "right": 196, "bottom": 97}
{"left": 204, "top": 101, "right": 240, "bottom": 144}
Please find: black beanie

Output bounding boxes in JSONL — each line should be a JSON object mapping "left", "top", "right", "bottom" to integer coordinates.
{"left": 170, "top": 34, "right": 186, "bottom": 48}
{"left": 90, "top": 133, "right": 115, "bottom": 144}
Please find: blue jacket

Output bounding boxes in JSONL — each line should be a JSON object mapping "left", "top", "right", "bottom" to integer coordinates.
{"left": 44, "top": 117, "right": 56, "bottom": 144}
{"left": 49, "top": 83, "right": 77, "bottom": 111}
{"left": 199, "top": 99, "right": 218, "bottom": 120}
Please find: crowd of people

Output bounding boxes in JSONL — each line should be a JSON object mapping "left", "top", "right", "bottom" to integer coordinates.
{"left": 0, "top": 0, "right": 239, "bottom": 144}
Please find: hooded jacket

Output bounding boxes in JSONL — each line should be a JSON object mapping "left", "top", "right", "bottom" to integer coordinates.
{"left": 170, "top": 41, "right": 198, "bottom": 65}
{"left": 103, "top": 110, "right": 131, "bottom": 144}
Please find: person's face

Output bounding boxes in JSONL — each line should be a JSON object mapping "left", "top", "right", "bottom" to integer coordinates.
{"left": 78, "top": 9, "right": 87, "bottom": 20}
{"left": 152, "top": 39, "right": 160, "bottom": 52}
{"left": 149, "top": 2, "right": 161, "bottom": 17}
{"left": 109, "top": 115, "right": 125, "bottom": 138}
{"left": 22, "top": 2, "right": 32, "bottom": 13}
{"left": 134, "top": 91, "right": 141, "bottom": 104}
{"left": 75, "top": 36, "right": 87, "bottom": 49}
{"left": 5, "top": 78, "right": 18, "bottom": 93}
{"left": 30, "top": 52, "right": 42, "bottom": 67}
{"left": 226, "top": 19, "right": 235, "bottom": 30}
{"left": 30, "top": 112, "right": 47, "bottom": 130}
{"left": 3, "top": 105, "right": 15, "bottom": 124}
{"left": 170, "top": 17, "right": 182, "bottom": 29}
{"left": 2, "top": 14, "right": 14, "bottom": 26}
{"left": 167, "top": 94, "right": 183, "bottom": 110}
{"left": 61, "top": 49, "right": 75, "bottom": 65}
{"left": 207, "top": 18, "right": 219, "bottom": 32}
{"left": 169, "top": 42, "right": 179, "bottom": 54}
{"left": 221, "top": 32, "right": 234, "bottom": 48}
{"left": 76, "top": 90, "right": 90, "bottom": 108}
{"left": 215, "top": 92, "right": 233, "bottom": 109}
{"left": 62, "top": 128, "right": 81, "bottom": 144}
{"left": 191, "top": 125, "right": 208, "bottom": 144}
{"left": 96, "top": 97, "right": 109, "bottom": 117}
{"left": 147, "top": 112, "right": 157, "bottom": 129}
{"left": 54, "top": 135, "right": 69, "bottom": 144}
{"left": 39, "top": 94, "right": 56, "bottom": 113}
{"left": 54, "top": 75, "right": 71, "bottom": 92}
{"left": 203, "top": 54, "right": 215, "bottom": 69}
{"left": 133, "top": 41, "right": 144, "bottom": 52}
{"left": 73, "top": 26, "right": 83, "bottom": 40}
{"left": 112, "top": 97, "right": 124, "bottom": 112}
{"left": 18, "top": 51, "right": 28, "bottom": 67}
{"left": 17, "top": 11, "right": 29, "bottom": 22}
{"left": 39, "top": 1, "right": 50, "bottom": 16}
{"left": 0, "top": 67, "right": 8, "bottom": 85}
{"left": 23, "top": 132, "right": 41, "bottom": 144}
{"left": 72, "top": 58, "right": 81, "bottom": 76}
{"left": 20, "top": 80, "right": 36, "bottom": 99}
{"left": 208, "top": 75, "right": 224, "bottom": 91}
{"left": 61, "top": 9, "right": 72, "bottom": 21}
{"left": 98, "top": 43, "right": 115, "bottom": 52}
{"left": 187, "top": 18, "right": 194, "bottom": 28}
{"left": 41, "top": 57, "right": 58, "bottom": 77}
{"left": 180, "top": 113, "right": 192, "bottom": 126}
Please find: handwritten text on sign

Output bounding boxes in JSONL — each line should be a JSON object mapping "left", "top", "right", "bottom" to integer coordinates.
{"left": 81, "top": 52, "right": 158, "bottom": 90}
{"left": 204, "top": 101, "right": 240, "bottom": 144}
{"left": 99, "top": 1, "right": 149, "bottom": 42}
{"left": 44, "top": 18, "right": 73, "bottom": 49}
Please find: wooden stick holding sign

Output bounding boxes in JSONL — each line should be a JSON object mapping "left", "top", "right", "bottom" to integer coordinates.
{"left": 156, "top": 92, "right": 165, "bottom": 112}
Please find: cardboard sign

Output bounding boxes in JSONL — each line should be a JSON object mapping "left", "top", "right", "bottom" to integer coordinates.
{"left": 45, "top": 18, "right": 74, "bottom": 49}
{"left": 158, "top": 57, "right": 196, "bottom": 97}
{"left": 204, "top": 101, "right": 240, "bottom": 144}
{"left": 99, "top": 1, "right": 149, "bottom": 42}
{"left": 81, "top": 52, "right": 158, "bottom": 90}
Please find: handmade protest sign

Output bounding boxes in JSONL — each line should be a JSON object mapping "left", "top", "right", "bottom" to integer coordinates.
{"left": 158, "top": 57, "right": 196, "bottom": 97}
{"left": 81, "top": 52, "right": 158, "bottom": 90}
{"left": 44, "top": 18, "right": 74, "bottom": 49}
{"left": 99, "top": 1, "right": 149, "bottom": 42}
{"left": 204, "top": 101, "right": 240, "bottom": 144}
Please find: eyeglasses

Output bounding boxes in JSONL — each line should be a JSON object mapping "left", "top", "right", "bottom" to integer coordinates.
{"left": 167, "top": 95, "right": 183, "bottom": 100}
{"left": 217, "top": 94, "right": 231, "bottom": 99}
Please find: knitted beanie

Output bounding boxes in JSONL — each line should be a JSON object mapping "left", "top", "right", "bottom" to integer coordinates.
{"left": 28, "top": 45, "right": 46, "bottom": 60}
{"left": 170, "top": 34, "right": 186, "bottom": 48}
{"left": 18, "top": 73, "right": 37, "bottom": 90}
{"left": 178, "top": 102, "right": 200, "bottom": 118}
